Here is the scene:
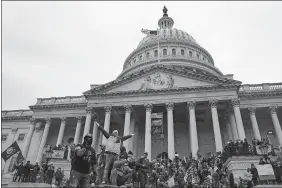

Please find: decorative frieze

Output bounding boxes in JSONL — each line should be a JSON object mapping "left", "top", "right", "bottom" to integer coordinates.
{"left": 86, "top": 107, "right": 93, "bottom": 115}
{"left": 104, "top": 106, "right": 112, "bottom": 113}
{"left": 166, "top": 102, "right": 174, "bottom": 111}
{"left": 60, "top": 117, "right": 66, "bottom": 123}
{"left": 76, "top": 116, "right": 83, "bottom": 122}
{"left": 208, "top": 100, "right": 218, "bottom": 108}
{"left": 124, "top": 104, "right": 132, "bottom": 113}
{"left": 144, "top": 103, "right": 153, "bottom": 112}
{"left": 35, "top": 122, "right": 44, "bottom": 132}
{"left": 45, "top": 117, "right": 52, "bottom": 124}
{"left": 187, "top": 101, "right": 196, "bottom": 110}
{"left": 248, "top": 107, "right": 256, "bottom": 115}
{"left": 269, "top": 106, "right": 278, "bottom": 115}
{"left": 231, "top": 98, "right": 240, "bottom": 107}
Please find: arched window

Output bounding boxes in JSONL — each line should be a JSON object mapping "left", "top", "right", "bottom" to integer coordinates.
{"left": 181, "top": 49, "right": 185, "bottom": 56}
{"left": 189, "top": 51, "right": 192, "bottom": 57}
{"left": 154, "top": 50, "right": 158, "bottom": 57}
{"left": 146, "top": 52, "right": 150, "bottom": 58}
{"left": 163, "top": 49, "right": 167, "bottom": 56}
{"left": 172, "top": 48, "right": 176, "bottom": 55}
{"left": 196, "top": 54, "right": 199, "bottom": 59}
{"left": 139, "top": 55, "right": 142, "bottom": 60}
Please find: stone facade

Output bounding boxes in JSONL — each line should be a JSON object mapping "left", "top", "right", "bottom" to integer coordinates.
{"left": 2, "top": 8, "right": 282, "bottom": 175}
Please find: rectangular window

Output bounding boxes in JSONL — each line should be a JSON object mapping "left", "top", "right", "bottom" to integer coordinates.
{"left": 17, "top": 134, "right": 26, "bottom": 142}
{"left": 2, "top": 134, "right": 8, "bottom": 142}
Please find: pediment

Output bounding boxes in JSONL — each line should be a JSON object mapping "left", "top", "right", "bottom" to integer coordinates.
{"left": 107, "top": 71, "right": 214, "bottom": 93}
{"left": 83, "top": 65, "right": 241, "bottom": 95}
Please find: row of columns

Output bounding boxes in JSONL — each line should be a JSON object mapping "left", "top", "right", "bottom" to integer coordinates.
{"left": 22, "top": 100, "right": 282, "bottom": 164}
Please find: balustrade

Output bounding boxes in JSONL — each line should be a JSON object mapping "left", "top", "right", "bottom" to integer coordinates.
{"left": 240, "top": 83, "right": 282, "bottom": 92}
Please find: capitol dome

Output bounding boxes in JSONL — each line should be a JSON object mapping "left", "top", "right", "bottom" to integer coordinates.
{"left": 117, "top": 6, "right": 224, "bottom": 79}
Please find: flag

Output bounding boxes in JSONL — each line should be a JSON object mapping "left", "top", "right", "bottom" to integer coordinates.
{"left": 1, "top": 141, "right": 21, "bottom": 162}
{"left": 16, "top": 151, "right": 24, "bottom": 163}
{"left": 141, "top": 29, "right": 158, "bottom": 35}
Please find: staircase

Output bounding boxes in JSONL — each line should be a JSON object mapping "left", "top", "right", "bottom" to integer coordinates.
{"left": 49, "top": 158, "right": 71, "bottom": 179}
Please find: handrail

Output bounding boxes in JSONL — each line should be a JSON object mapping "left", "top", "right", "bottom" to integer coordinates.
{"left": 239, "top": 83, "right": 282, "bottom": 92}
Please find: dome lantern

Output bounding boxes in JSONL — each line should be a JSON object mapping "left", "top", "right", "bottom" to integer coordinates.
{"left": 158, "top": 6, "right": 174, "bottom": 29}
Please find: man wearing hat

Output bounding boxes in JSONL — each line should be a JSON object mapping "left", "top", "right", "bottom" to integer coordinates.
{"left": 97, "top": 124, "right": 134, "bottom": 184}
{"left": 69, "top": 134, "right": 97, "bottom": 188}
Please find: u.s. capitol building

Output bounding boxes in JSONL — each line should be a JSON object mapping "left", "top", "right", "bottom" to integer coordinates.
{"left": 2, "top": 7, "right": 282, "bottom": 174}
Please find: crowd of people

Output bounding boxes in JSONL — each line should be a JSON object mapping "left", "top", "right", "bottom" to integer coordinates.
{"left": 11, "top": 159, "right": 65, "bottom": 186}
{"left": 10, "top": 124, "right": 282, "bottom": 188}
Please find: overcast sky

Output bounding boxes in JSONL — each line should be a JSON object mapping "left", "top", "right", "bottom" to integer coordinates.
{"left": 2, "top": 1, "right": 282, "bottom": 110}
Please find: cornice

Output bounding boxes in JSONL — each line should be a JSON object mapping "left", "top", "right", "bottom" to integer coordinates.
{"left": 86, "top": 84, "right": 239, "bottom": 99}
{"left": 238, "top": 90, "right": 282, "bottom": 99}
{"left": 84, "top": 65, "right": 241, "bottom": 96}
{"left": 2, "top": 116, "right": 32, "bottom": 121}
{"left": 29, "top": 103, "right": 87, "bottom": 110}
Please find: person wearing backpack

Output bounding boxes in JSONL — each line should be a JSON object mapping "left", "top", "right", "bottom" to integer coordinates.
{"left": 69, "top": 134, "right": 97, "bottom": 188}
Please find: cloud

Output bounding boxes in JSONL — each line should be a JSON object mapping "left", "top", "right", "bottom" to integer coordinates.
{"left": 2, "top": 1, "right": 282, "bottom": 110}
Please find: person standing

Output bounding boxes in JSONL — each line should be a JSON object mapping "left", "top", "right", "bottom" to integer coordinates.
{"left": 46, "top": 163, "right": 55, "bottom": 184}
{"left": 30, "top": 162, "right": 40, "bottom": 183}
{"left": 69, "top": 134, "right": 97, "bottom": 188}
{"left": 136, "top": 152, "right": 150, "bottom": 188}
{"left": 96, "top": 144, "right": 106, "bottom": 185}
{"left": 250, "top": 163, "right": 259, "bottom": 186}
{"left": 97, "top": 124, "right": 134, "bottom": 184}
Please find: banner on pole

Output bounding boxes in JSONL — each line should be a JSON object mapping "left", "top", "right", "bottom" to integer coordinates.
{"left": 1, "top": 141, "right": 21, "bottom": 162}
{"left": 151, "top": 113, "right": 163, "bottom": 135}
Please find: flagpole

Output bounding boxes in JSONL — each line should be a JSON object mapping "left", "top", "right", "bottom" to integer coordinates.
{"left": 157, "top": 28, "right": 160, "bottom": 64}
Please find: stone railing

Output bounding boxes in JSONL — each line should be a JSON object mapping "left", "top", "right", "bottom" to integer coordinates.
{"left": 36, "top": 96, "right": 86, "bottom": 105}
{"left": 239, "top": 83, "right": 282, "bottom": 92}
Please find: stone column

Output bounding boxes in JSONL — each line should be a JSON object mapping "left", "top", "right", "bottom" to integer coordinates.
{"left": 36, "top": 118, "right": 52, "bottom": 164}
{"left": 269, "top": 106, "right": 282, "bottom": 146}
{"left": 209, "top": 100, "right": 223, "bottom": 152}
{"left": 128, "top": 114, "right": 136, "bottom": 153}
{"left": 248, "top": 107, "right": 262, "bottom": 141}
{"left": 82, "top": 107, "right": 92, "bottom": 141}
{"left": 187, "top": 101, "right": 199, "bottom": 158}
{"left": 56, "top": 117, "right": 66, "bottom": 146}
{"left": 144, "top": 103, "right": 153, "bottom": 161}
{"left": 123, "top": 105, "right": 132, "bottom": 151}
{"left": 224, "top": 114, "right": 233, "bottom": 141}
{"left": 231, "top": 99, "right": 246, "bottom": 140}
{"left": 133, "top": 124, "right": 139, "bottom": 158}
{"left": 102, "top": 106, "right": 112, "bottom": 145}
{"left": 91, "top": 113, "right": 99, "bottom": 150}
{"left": 22, "top": 118, "right": 36, "bottom": 158}
{"left": 229, "top": 109, "right": 239, "bottom": 140}
{"left": 74, "top": 116, "right": 83, "bottom": 145}
{"left": 166, "top": 102, "right": 175, "bottom": 160}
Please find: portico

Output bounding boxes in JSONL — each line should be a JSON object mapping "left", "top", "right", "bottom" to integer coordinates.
{"left": 22, "top": 84, "right": 281, "bottom": 164}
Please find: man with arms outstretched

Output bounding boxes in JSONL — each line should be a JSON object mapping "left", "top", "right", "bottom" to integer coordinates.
{"left": 97, "top": 123, "right": 134, "bottom": 184}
